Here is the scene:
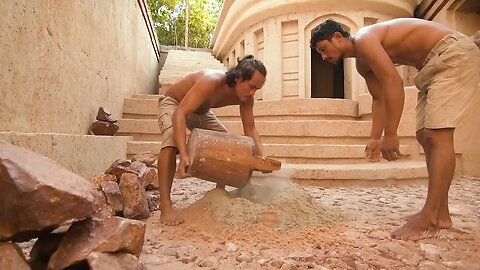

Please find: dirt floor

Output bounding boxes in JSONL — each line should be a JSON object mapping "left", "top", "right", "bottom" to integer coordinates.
{"left": 140, "top": 175, "right": 480, "bottom": 270}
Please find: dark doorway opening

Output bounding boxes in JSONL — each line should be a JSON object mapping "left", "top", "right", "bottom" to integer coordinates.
{"left": 311, "top": 48, "right": 344, "bottom": 98}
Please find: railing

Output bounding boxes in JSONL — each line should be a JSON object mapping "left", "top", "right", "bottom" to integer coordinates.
{"left": 137, "top": 0, "right": 160, "bottom": 62}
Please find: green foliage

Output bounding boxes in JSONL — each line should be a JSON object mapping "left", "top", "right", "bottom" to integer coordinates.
{"left": 147, "top": 0, "right": 223, "bottom": 48}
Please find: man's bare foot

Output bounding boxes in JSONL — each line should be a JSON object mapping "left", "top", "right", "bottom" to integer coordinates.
{"left": 160, "top": 207, "right": 184, "bottom": 226}
{"left": 404, "top": 212, "right": 452, "bottom": 229}
{"left": 392, "top": 214, "right": 440, "bottom": 241}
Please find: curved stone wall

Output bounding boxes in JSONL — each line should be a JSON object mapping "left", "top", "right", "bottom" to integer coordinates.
{"left": 211, "top": 0, "right": 417, "bottom": 101}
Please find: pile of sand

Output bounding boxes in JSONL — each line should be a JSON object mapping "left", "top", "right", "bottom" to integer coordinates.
{"left": 186, "top": 174, "right": 340, "bottom": 232}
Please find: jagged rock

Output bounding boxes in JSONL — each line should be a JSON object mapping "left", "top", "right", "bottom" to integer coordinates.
{"left": 105, "top": 159, "right": 135, "bottom": 181}
{"left": 197, "top": 256, "right": 218, "bottom": 267}
{"left": 29, "top": 233, "right": 65, "bottom": 263}
{"left": 270, "top": 259, "right": 284, "bottom": 268}
{"left": 86, "top": 252, "right": 144, "bottom": 270}
{"left": 0, "top": 242, "right": 30, "bottom": 270}
{"left": 146, "top": 190, "right": 161, "bottom": 212}
{"left": 145, "top": 167, "right": 159, "bottom": 190}
{"left": 128, "top": 161, "right": 151, "bottom": 188}
{"left": 96, "top": 107, "right": 117, "bottom": 123}
{"left": 101, "top": 181, "right": 124, "bottom": 213}
{"left": 236, "top": 253, "right": 253, "bottom": 263}
{"left": 91, "top": 189, "right": 115, "bottom": 219}
{"left": 131, "top": 152, "right": 156, "bottom": 167}
{"left": 89, "top": 173, "right": 118, "bottom": 190}
{"left": 90, "top": 121, "right": 119, "bottom": 136}
{"left": 224, "top": 242, "right": 238, "bottom": 252}
{"left": 106, "top": 159, "right": 131, "bottom": 171}
{"left": 119, "top": 173, "right": 150, "bottom": 220}
{"left": 47, "top": 217, "right": 146, "bottom": 270}
{"left": 286, "top": 251, "right": 315, "bottom": 263}
{"left": 0, "top": 141, "right": 96, "bottom": 242}
{"left": 175, "top": 245, "right": 198, "bottom": 264}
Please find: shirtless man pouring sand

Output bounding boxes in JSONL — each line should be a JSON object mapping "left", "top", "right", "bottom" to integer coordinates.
{"left": 310, "top": 18, "right": 480, "bottom": 240}
{"left": 157, "top": 55, "right": 268, "bottom": 225}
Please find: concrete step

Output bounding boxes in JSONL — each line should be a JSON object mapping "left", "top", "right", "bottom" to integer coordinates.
{"left": 262, "top": 143, "right": 413, "bottom": 164}
{"left": 117, "top": 119, "right": 414, "bottom": 141}
{"left": 126, "top": 141, "right": 414, "bottom": 164}
{"left": 266, "top": 160, "right": 429, "bottom": 185}
{"left": 122, "top": 97, "right": 359, "bottom": 121}
{"left": 159, "top": 50, "right": 226, "bottom": 85}
{"left": 131, "top": 94, "right": 161, "bottom": 99}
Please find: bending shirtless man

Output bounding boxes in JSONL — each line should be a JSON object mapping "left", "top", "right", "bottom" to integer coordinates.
{"left": 157, "top": 55, "right": 267, "bottom": 225}
{"left": 310, "top": 18, "right": 480, "bottom": 240}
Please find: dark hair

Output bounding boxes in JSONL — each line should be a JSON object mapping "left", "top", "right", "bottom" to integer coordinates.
{"left": 225, "top": 55, "right": 267, "bottom": 87}
{"left": 310, "top": 19, "right": 350, "bottom": 49}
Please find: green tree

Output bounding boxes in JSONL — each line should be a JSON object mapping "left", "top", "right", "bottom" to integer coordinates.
{"left": 147, "top": 0, "right": 223, "bottom": 48}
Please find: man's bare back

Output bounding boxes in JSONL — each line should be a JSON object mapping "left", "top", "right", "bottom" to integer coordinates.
{"left": 354, "top": 18, "right": 453, "bottom": 69}
{"left": 165, "top": 69, "right": 245, "bottom": 114}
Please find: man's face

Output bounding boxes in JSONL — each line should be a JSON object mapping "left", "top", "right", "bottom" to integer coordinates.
{"left": 235, "top": 70, "right": 266, "bottom": 102}
{"left": 314, "top": 34, "right": 343, "bottom": 64}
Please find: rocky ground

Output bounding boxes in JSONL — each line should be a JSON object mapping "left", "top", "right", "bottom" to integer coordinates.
{"left": 139, "top": 175, "right": 480, "bottom": 270}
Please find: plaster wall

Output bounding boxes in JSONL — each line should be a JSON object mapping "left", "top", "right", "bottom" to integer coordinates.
{"left": 0, "top": 132, "right": 131, "bottom": 179}
{"left": 0, "top": 0, "right": 160, "bottom": 134}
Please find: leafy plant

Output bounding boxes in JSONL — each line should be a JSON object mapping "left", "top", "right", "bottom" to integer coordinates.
{"left": 147, "top": 0, "right": 223, "bottom": 48}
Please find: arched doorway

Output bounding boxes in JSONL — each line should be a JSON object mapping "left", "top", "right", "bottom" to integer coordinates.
{"left": 310, "top": 48, "right": 344, "bottom": 98}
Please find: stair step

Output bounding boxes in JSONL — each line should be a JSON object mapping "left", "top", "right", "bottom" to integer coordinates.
{"left": 127, "top": 141, "right": 162, "bottom": 156}
{"left": 117, "top": 119, "right": 373, "bottom": 135}
{"left": 126, "top": 141, "right": 414, "bottom": 164}
{"left": 264, "top": 143, "right": 412, "bottom": 163}
{"left": 159, "top": 50, "right": 226, "bottom": 85}
{"left": 122, "top": 98, "right": 359, "bottom": 120}
{"left": 273, "top": 161, "right": 428, "bottom": 183}
{"left": 116, "top": 121, "right": 417, "bottom": 144}
{"left": 117, "top": 119, "right": 414, "bottom": 138}
{"left": 131, "top": 94, "right": 161, "bottom": 99}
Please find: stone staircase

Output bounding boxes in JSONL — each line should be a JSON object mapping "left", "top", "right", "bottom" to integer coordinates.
{"left": 117, "top": 50, "right": 431, "bottom": 186}
{"left": 158, "top": 50, "right": 226, "bottom": 93}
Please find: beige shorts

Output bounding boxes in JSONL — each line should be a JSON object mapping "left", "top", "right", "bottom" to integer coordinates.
{"left": 157, "top": 95, "right": 228, "bottom": 149}
{"left": 414, "top": 32, "right": 480, "bottom": 131}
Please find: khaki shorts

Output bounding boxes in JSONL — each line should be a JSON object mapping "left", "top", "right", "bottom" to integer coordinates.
{"left": 414, "top": 32, "right": 480, "bottom": 131}
{"left": 157, "top": 95, "right": 228, "bottom": 149}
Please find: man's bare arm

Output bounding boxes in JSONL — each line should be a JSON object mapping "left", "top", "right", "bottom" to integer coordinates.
{"left": 357, "top": 60, "right": 386, "bottom": 140}
{"left": 355, "top": 33, "right": 404, "bottom": 161}
{"left": 239, "top": 97, "right": 264, "bottom": 156}
{"left": 355, "top": 34, "right": 404, "bottom": 137}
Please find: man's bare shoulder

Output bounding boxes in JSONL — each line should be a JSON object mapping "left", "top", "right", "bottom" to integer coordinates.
{"left": 354, "top": 18, "right": 450, "bottom": 44}
{"left": 352, "top": 23, "right": 385, "bottom": 53}
{"left": 175, "top": 69, "right": 224, "bottom": 89}
{"left": 352, "top": 25, "right": 386, "bottom": 61}
{"left": 195, "top": 69, "right": 225, "bottom": 82}
{"left": 353, "top": 18, "right": 452, "bottom": 67}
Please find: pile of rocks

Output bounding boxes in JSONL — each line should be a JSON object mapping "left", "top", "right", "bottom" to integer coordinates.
{"left": 90, "top": 152, "right": 160, "bottom": 220}
{"left": 0, "top": 141, "right": 158, "bottom": 270}
{"left": 89, "top": 107, "right": 119, "bottom": 136}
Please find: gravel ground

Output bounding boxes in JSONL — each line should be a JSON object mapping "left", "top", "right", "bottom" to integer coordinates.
{"left": 140, "top": 176, "right": 480, "bottom": 270}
